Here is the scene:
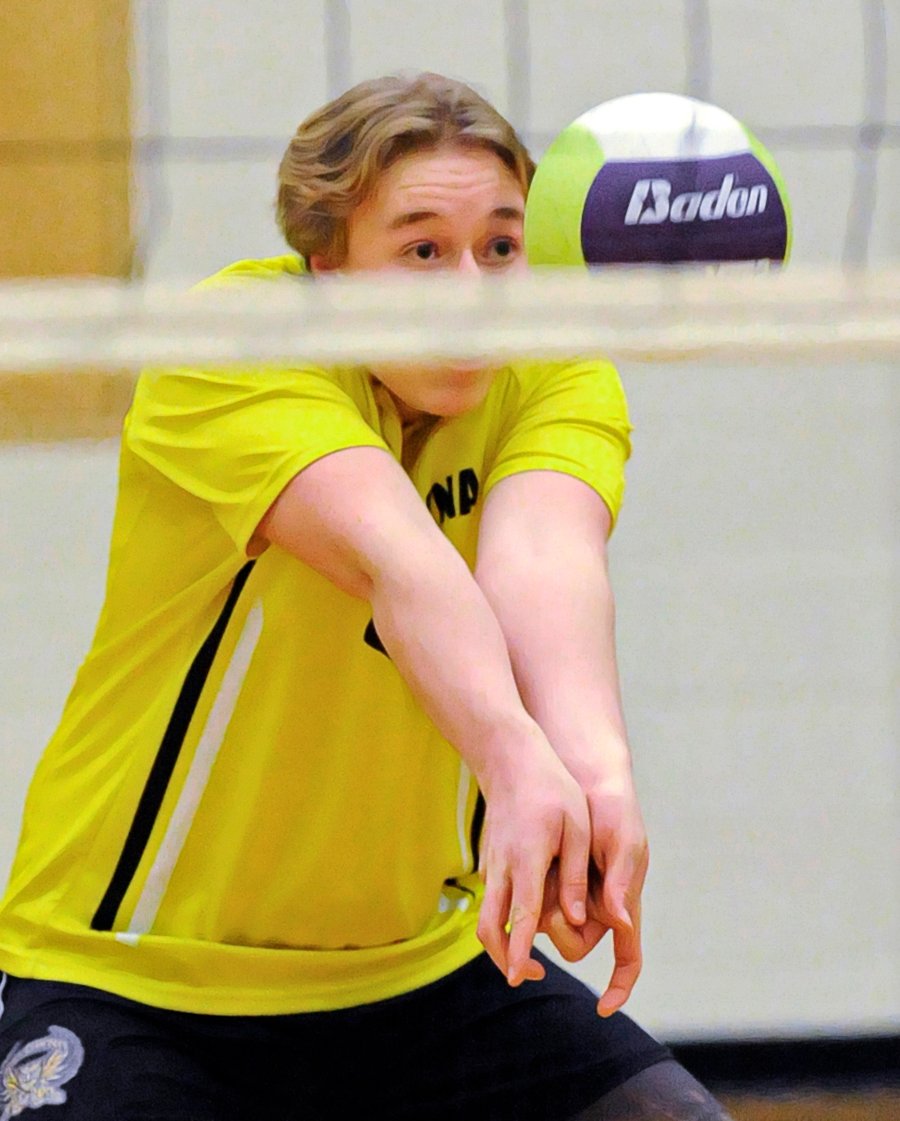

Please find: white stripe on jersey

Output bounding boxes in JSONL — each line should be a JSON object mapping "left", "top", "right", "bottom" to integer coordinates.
{"left": 455, "top": 761, "right": 473, "bottom": 871}
{"left": 124, "top": 602, "right": 264, "bottom": 939}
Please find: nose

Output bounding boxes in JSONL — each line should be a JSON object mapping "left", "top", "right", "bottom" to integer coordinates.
{"left": 455, "top": 249, "right": 482, "bottom": 276}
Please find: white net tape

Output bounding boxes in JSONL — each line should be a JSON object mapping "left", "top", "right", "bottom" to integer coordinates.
{"left": 1, "top": 267, "right": 899, "bottom": 373}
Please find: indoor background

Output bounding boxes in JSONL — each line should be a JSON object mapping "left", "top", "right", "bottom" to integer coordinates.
{"left": 1, "top": 1, "right": 897, "bottom": 1109}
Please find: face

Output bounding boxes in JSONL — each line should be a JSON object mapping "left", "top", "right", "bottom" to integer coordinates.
{"left": 310, "top": 144, "right": 528, "bottom": 421}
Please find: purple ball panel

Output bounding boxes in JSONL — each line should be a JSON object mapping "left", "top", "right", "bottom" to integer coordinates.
{"left": 581, "top": 153, "right": 788, "bottom": 264}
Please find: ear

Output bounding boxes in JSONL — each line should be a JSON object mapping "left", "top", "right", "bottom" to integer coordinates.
{"left": 309, "top": 253, "right": 340, "bottom": 275}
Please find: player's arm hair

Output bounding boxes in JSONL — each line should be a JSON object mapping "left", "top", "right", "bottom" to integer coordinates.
{"left": 473, "top": 469, "right": 632, "bottom": 784}
{"left": 254, "top": 446, "right": 551, "bottom": 788}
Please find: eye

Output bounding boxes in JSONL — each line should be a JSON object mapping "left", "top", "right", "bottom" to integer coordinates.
{"left": 485, "top": 237, "right": 520, "bottom": 265}
{"left": 405, "top": 241, "right": 439, "bottom": 262}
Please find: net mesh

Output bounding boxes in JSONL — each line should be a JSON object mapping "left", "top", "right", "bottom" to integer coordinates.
{"left": 125, "top": 0, "right": 900, "bottom": 279}
{"left": 3, "top": 268, "right": 900, "bottom": 369}
{"left": 2, "top": 267, "right": 897, "bottom": 441}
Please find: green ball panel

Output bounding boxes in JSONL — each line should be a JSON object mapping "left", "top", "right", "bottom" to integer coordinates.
{"left": 742, "top": 125, "right": 793, "bottom": 263}
{"left": 524, "top": 125, "right": 604, "bottom": 267}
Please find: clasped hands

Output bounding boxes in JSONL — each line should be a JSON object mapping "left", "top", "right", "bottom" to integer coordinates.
{"left": 476, "top": 768, "right": 648, "bottom": 1018}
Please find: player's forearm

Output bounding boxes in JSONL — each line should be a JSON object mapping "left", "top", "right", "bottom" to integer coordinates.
{"left": 476, "top": 547, "right": 633, "bottom": 792}
{"left": 258, "top": 448, "right": 549, "bottom": 788}
{"left": 369, "top": 542, "right": 554, "bottom": 792}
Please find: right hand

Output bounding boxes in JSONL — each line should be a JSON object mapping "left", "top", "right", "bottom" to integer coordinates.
{"left": 476, "top": 742, "right": 591, "bottom": 987}
{"left": 536, "top": 774, "right": 649, "bottom": 1017}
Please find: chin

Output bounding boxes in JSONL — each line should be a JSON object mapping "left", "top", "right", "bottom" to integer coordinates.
{"left": 376, "top": 363, "right": 495, "bottom": 421}
{"left": 428, "top": 374, "right": 493, "bottom": 417}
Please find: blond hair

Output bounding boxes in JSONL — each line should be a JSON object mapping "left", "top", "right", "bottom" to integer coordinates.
{"left": 277, "top": 73, "right": 534, "bottom": 265}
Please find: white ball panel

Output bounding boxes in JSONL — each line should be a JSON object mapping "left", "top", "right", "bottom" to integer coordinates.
{"left": 574, "top": 92, "right": 750, "bottom": 160}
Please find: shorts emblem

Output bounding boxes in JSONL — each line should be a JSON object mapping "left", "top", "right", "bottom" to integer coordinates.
{"left": 1, "top": 1026, "right": 84, "bottom": 1120}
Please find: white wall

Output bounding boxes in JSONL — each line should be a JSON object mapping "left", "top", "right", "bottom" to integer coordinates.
{"left": 2, "top": 0, "right": 898, "bottom": 1040}
{"left": 128, "top": 0, "right": 900, "bottom": 280}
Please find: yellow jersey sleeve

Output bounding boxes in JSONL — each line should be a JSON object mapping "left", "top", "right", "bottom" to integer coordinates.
{"left": 484, "top": 358, "right": 632, "bottom": 526}
{"left": 126, "top": 364, "right": 389, "bottom": 554}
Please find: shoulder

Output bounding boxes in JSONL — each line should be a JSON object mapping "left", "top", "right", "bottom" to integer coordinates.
{"left": 503, "top": 355, "right": 622, "bottom": 391}
{"left": 129, "top": 362, "right": 376, "bottom": 438}
{"left": 193, "top": 254, "right": 309, "bottom": 290}
{"left": 131, "top": 253, "right": 372, "bottom": 413}
{"left": 488, "top": 356, "right": 628, "bottom": 421}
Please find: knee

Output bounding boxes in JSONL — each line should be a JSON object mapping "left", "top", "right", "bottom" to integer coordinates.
{"left": 571, "top": 1059, "right": 736, "bottom": 1121}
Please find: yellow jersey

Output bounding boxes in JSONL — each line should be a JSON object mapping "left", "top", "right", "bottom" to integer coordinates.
{"left": 0, "top": 256, "right": 631, "bottom": 1015}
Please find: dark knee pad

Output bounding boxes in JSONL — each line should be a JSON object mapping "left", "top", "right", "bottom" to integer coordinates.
{"left": 571, "top": 1058, "right": 736, "bottom": 1121}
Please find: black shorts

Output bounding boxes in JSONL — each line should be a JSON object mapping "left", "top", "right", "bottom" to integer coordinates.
{"left": 0, "top": 952, "right": 671, "bottom": 1121}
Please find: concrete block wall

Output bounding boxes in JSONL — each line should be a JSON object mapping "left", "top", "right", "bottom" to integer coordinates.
{"left": 2, "top": 1, "right": 898, "bottom": 1039}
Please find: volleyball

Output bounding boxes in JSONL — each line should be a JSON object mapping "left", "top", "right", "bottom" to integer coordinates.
{"left": 524, "top": 92, "right": 792, "bottom": 267}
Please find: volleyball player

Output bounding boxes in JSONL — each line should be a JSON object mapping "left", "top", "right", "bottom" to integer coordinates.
{"left": 0, "top": 74, "right": 734, "bottom": 1120}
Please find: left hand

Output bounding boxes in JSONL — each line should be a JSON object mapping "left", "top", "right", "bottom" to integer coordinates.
{"left": 538, "top": 775, "right": 649, "bottom": 1017}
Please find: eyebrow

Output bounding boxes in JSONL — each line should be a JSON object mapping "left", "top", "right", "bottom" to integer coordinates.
{"left": 387, "top": 205, "right": 524, "bottom": 230}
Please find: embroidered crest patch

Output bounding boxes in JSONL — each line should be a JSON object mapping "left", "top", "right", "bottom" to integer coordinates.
{"left": 1, "top": 1026, "right": 84, "bottom": 1119}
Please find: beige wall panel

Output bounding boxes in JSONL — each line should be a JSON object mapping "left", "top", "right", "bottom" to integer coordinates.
{"left": 0, "top": 0, "right": 130, "bottom": 141}
{"left": 0, "top": 160, "right": 132, "bottom": 277}
{"left": 0, "top": 371, "right": 135, "bottom": 443}
{"left": 0, "top": 0, "right": 132, "bottom": 278}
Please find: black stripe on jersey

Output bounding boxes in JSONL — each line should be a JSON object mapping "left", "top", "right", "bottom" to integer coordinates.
{"left": 469, "top": 790, "right": 486, "bottom": 871}
{"left": 91, "top": 561, "right": 256, "bottom": 932}
{"left": 363, "top": 617, "right": 388, "bottom": 656}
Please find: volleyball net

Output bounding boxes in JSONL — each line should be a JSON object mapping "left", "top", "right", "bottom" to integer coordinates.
{"left": 2, "top": 266, "right": 898, "bottom": 442}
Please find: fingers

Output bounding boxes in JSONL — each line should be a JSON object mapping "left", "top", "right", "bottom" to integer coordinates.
{"left": 480, "top": 839, "right": 586, "bottom": 987}
{"left": 601, "top": 843, "right": 647, "bottom": 928}
{"left": 476, "top": 873, "right": 511, "bottom": 978}
{"left": 506, "top": 871, "right": 548, "bottom": 985}
{"left": 544, "top": 907, "right": 610, "bottom": 962}
{"left": 477, "top": 859, "right": 546, "bottom": 986}
{"left": 556, "top": 814, "right": 590, "bottom": 928}
{"left": 591, "top": 840, "right": 646, "bottom": 1016}
{"left": 596, "top": 903, "right": 642, "bottom": 1018}
{"left": 475, "top": 765, "right": 592, "bottom": 988}
{"left": 538, "top": 861, "right": 610, "bottom": 964}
